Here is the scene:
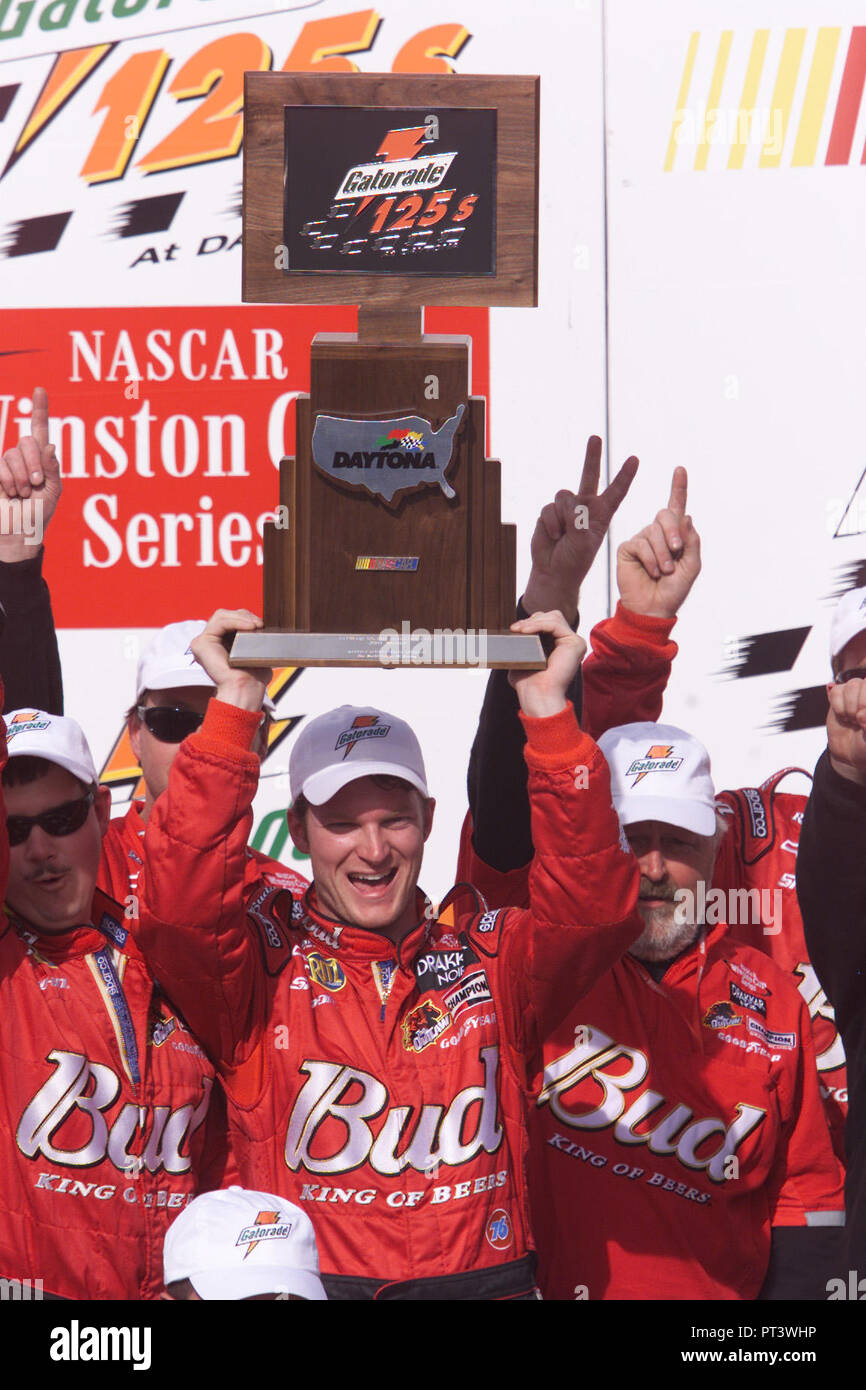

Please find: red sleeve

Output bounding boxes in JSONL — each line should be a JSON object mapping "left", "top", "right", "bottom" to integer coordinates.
{"left": 135, "top": 698, "right": 289, "bottom": 1070}
{"left": 0, "top": 677, "right": 7, "bottom": 907}
{"left": 463, "top": 704, "right": 642, "bottom": 1058}
{"left": 581, "top": 601, "right": 677, "bottom": 740}
{"left": 766, "top": 994, "right": 846, "bottom": 1229}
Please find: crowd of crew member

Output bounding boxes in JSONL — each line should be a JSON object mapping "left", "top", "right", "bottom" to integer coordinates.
{"left": 0, "top": 390, "right": 859, "bottom": 1301}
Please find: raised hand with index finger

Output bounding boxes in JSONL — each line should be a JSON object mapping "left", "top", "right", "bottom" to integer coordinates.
{"left": 0, "top": 387, "right": 63, "bottom": 561}
{"left": 616, "top": 465, "right": 701, "bottom": 620}
{"left": 522, "top": 436, "right": 640, "bottom": 623}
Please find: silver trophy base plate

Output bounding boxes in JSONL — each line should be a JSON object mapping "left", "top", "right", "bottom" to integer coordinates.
{"left": 230, "top": 630, "right": 546, "bottom": 669}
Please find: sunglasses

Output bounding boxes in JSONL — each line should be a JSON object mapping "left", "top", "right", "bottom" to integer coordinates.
{"left": 136, "top": 705, "right": 205, "bottom": 744}
{"left": 836, "top": 667, "right": 866, "bottom": 684}
{"left": 7, "top": 789, "right": 96, "bottom": 847}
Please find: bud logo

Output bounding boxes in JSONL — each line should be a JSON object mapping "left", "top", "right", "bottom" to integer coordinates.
{"left": 336, "top": 715, "right": 390, "bottom": 758}
{"left": 284, "top": 1047, "right": 503, "bottom": 1176}
{"left": 237, "top": 1211, "right": 293, "bottom": 1259}
{"left": 626, "top": 746, "right": 683, "bottom": 786}
{"left": 539, "top": 1028, "right": 766, "bottom": 1182}
{"left": 17, "top": 1050, "right": 211, "bottom": 1173}
{"left": 306, "top": 954, "right": 346, "bottom": 993}
{"left": 485, "top": 1208, "right": 512, "bottom": 1251}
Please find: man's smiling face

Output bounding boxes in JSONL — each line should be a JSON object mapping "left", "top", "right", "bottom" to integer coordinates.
{"left": 5, "top": 764, "right": 110, "bottom": 933}
{"left": 288, "top": 775, "right": 435, "bottom": 943}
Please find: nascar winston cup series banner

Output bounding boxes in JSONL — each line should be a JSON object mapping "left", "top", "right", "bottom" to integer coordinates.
{"left": 0, "top": 0, "right": 860, "bottom": 892}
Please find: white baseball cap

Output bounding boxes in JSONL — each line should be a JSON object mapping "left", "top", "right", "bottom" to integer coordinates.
{"left": 830, "top": 586, "right": 866, "bottom": 667}
{"left": 163, "top": 1187, "right": 327, "bottom": 1301}
{"left": 290, "top": 704, "right": 429, "bottom": 806}
{"left": 597, "top": 722, "right": 717, "bottom": 837}
{"left": 4, "top": 709, "right": 97, "bottom": 786}
{"left": 136, "top": 620, "right": 276, "bottom": 716}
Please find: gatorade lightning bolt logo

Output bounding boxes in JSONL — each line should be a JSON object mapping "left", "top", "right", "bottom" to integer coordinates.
{"left": 300, "top": 119, "right": 479, "bottom": 261}
{"left": 238, "top": 1210, "right": 285, "bottom": 1259}
{"left": 335, "top": 715, "right": 391, "bottom": 759}
{"left": 625, "top": 745, "right": 684, "bottom": 786}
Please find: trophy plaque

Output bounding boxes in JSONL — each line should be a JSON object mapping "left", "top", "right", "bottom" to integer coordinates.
{"left": 234, "top": 73, "right": 541, "bottom": 668}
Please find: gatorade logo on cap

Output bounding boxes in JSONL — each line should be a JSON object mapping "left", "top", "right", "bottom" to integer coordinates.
{"left": 625, "top": 745, "right": 684, "bottom": 786}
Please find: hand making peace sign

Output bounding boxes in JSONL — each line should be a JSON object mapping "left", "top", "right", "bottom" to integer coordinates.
{"left": 522, "top": 436, "right": 640, "bottom": 623}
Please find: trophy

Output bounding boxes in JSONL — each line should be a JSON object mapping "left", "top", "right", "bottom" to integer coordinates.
{"left": 233, "top": 73, "right": 541, "bottom": 669}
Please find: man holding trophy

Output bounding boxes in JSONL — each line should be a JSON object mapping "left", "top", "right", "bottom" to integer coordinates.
{"left": 133, "top": 603, "right": 642, "bottom": 1298}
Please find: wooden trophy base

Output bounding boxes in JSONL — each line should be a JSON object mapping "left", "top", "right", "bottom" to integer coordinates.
{"left": 231, "top": 309, "right": 543, "bottom": 671}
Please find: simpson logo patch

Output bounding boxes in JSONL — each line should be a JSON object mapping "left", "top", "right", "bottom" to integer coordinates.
{"left": 703, "top": 1001, "right": 743, "bottom": 1030}
{"left": 443, "top": 971, "right": 493, "bottom": 1020}
{"left": 402, "top": 1000, "right": 451, "bottom": 1052}
{"left": 730, "top": 982, "right": 767, "bottom": 1017}
{"left": 625, "top": 745, "right": 684, "bottom": 786}
{"left": 747, "top": 1017, "right": 797, "bottom": 1050}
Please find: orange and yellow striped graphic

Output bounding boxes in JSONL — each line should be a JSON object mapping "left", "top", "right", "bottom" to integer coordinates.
{"left": 665, "top": 25, "right": 866, "bottom": 170}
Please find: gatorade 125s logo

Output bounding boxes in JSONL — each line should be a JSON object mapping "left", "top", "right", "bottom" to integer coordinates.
{"left": 282, "top": 107, "right": 496, "bottom": 274}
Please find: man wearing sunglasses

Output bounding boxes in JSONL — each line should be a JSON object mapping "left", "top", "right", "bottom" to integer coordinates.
{"left": 0, "top": 391, "right": 307, "bottom": 911}
{"left": 99, "top": 619, "right": 307, "bottom": 910}
{"left": 0, "top": 708, "right": 230, "bottom": 1299}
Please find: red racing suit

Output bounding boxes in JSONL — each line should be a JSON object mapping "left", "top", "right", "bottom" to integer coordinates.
{"left": 135, "top": 699, "right": 641, "bottom": 1298}
{"left": 583, "top": 603, "right": 848, "bottom": 1156}
{"left": 458, "top": 841, "right": 845, "bottom": 1298}
{"left": 0, "top": 888, "right": 225, "bottom": 1299}
{"left": 100, "top": 800, "right": 309, "bottom": 906}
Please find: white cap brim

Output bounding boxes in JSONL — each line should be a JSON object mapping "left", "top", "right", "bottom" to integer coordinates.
{"left": 617, "top": 794, "right": 717, "bottom": 838}
{"left": 138, "top": 669, "right": 276, "bottom": 717}
{"left": 188, "top": 1266, "right": 327, "bottom": 1301}
{"left": 302, "top": 760, "right": 430, "bottom": 807}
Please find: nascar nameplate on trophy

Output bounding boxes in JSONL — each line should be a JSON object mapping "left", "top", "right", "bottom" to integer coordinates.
{"left": 235, "top": 73, "right": 541, "bottom": 669}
